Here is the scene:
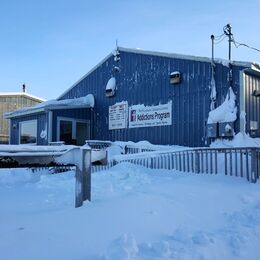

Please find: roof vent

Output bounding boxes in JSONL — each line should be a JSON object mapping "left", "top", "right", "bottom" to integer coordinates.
{"left": 105, "top": 77, "right": 116, "bottom": 97}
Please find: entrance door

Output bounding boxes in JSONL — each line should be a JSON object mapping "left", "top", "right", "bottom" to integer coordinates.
{"left": 76, "top": 122, "right": 90, "bottom": 146}
{"left": 58, "top": 117, "right": 90, "bottom": 145}
{"left": 60, "top": 120, "right": 73, "bottom": 144}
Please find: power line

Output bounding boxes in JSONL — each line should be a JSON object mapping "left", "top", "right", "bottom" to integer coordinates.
{"left": 214, "top": 33, "right": 225, "bottom": 40}
{"left": 214, "top": 35, "right": 227, "bottom": 45}
{"left": 231, "top": 36, "right": 260, "bottom": 53}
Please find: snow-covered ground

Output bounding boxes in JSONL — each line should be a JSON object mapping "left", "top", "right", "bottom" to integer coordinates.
{"left": 1, "top": 163, "right": 260, "bottom": 260}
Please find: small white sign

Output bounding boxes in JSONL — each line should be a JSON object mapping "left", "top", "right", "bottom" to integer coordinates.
{"left": 109, "top": 102, "right": 128, "bottom": 130}
{"left": 129, "top": 102, "right": 172, "bottom": 128}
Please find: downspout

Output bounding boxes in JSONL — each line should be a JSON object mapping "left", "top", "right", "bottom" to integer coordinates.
{"left": 239, "top": 70, "right": 246, "bottom": 135}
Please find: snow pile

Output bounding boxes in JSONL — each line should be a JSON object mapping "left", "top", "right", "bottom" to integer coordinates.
{"left": 106, "top": 143, "right": 124, "bottom": 161}
{"left": 211, "top": 132, "right": 260, "bottom": 148}
{"left": 207, "top": 87, "right": 237, "bottom": 124}
{"left": 1, "top": 164, "right": 260, "bottom": 259}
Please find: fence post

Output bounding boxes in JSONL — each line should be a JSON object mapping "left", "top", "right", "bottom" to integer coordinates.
{"left": 251, "top": 148, "right": 257, "bottom": 183}
{"left": 75, "top": 146, "right": 91, "bottom": 208}
{"left": 195, "top": 151, "right": 200, "bottom": 174}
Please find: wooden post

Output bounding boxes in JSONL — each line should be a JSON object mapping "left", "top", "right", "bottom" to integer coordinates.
{"left": 75, "top": 146, "right": 91, "bottom": 208}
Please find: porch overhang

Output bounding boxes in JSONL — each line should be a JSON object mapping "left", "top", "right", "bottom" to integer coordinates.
{"left": 5, "top": 94, "right": 95, "bottom": 119}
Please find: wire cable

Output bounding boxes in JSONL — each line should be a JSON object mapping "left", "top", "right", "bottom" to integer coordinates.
{"left": 214, "top": 35, "right": 227, "bottom": 45}
{"left": 214, "top": 33, "right": 225, "bottom": 40}
{"left": 232, "top": 36, "right": 260, "bottom": 53}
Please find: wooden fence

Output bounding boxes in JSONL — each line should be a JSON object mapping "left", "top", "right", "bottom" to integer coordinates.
{"left": 106, "top": 147, "right": 260, "bottom": 183}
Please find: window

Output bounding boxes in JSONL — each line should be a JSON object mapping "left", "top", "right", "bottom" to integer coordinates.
{"left": 20, "top": 120, "right": 37, "bottom": 144}
{"left": 57, "top": 117, "right": 90, "bottom": 146}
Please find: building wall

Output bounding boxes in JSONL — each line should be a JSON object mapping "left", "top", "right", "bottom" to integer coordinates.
{"left": 0, "top": 95, "right": 42, "bottom": 144}
{"left": 59, "top": 50, "right": 247, "bottom": 147}
{"left": 10, "top": 112, "right": 48, "bottom": 145}
{"left": 51, "top": 108, "right": 92, "bottom": 142}
{"left": 244, "top": 71, "right": 260, "bottom": 137}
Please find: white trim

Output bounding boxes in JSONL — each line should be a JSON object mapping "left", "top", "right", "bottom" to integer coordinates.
{"left": 19, "top": 119, "right": 38, "bottom": 145}
{"left": 57, "top": 117, "right": 90, "bottom": 142}
{"left": 239, "top": 71, "right": 246, "bottom": 134}
{"left": 57, "top": 52, "right": 114, "bottom": 99}
{"left": 118, "top": 47, "right": 253, "bottom": 67}
{"left": 0, "top": 92, "right": 46, "bottom": 102}
{"left": 48, "top": 111, "right": 53, "bottom": 143}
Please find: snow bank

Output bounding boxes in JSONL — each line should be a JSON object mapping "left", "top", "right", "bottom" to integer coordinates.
{"left": 207, "top": 87, "right": 237, "bottom": 124}
{"left": 211, "top": 132, "right": 260, "bottom": 148}
{"left": 0, "top": 164, "right": 260, "bottom": 259}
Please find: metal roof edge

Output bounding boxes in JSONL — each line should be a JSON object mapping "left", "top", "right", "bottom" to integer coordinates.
{"left": 56, "top": 46, "right": 254, "bottom": 101}
{"left": 5, "top": 102, "right": 94, "bottom": 119}
{"left": 57, "top": 51, "right": 114, "bottom": 100}
{"left": 0, "top": 92, "right": 46, "bottom": 102}
{"left": 118, "top": 46, "right": 252, "bottom": 67}
{"left": 4, "top": 107, "right": 46, "bottom": 119}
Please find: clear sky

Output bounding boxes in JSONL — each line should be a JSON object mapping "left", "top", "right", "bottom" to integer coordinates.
{"left": 0, "top": 0, "right": 259, "bottom": 100}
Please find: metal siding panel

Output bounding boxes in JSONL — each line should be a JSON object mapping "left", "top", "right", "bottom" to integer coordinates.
{"left": 244, "top": 73, "right": 260, "bottom": 137}
{"left": 9, "top": 113, "right": 48, "bottom": 145}
{"left": 52, "top": 108, "right": 91, "bottom": 141}
{"left": 58, "top": 51, "right": 249, "bottom": 146}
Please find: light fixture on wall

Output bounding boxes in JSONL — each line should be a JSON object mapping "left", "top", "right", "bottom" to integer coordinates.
{"left": 105, "top": 77, "right": 116, "bottom": 97}
{"left": 170, "top": 71, "right": 181, "bottom": 84}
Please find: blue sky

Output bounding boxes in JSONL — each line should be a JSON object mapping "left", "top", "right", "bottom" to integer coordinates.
{"left": 0, "top": 0, "right": 259, "bottom": 99}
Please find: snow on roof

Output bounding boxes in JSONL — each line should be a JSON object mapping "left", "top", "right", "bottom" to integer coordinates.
{"left": 57, "top": 46, "right": 256, "bottom": 100}
{"left": 5, "top": 94, "right": 95, "bottom": 119}
{"left": 0, "top": 92, "right": 46, "bottom": 102}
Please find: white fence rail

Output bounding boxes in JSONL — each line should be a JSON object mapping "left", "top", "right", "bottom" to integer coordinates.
{"left": 92, "top": 147, "right": 260, "bottom": 183}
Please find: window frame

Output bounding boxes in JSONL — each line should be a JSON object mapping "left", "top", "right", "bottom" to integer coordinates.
{"left": 19, "top": 119, "right": 38, "bottom": 145}
{"left": 57, "top": 117, "right": 90, "bottom": 143}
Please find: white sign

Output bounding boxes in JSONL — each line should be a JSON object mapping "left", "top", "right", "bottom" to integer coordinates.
{"left": 109, "top": 102, "right": 128, "bottom": 130}
{"left": 129, "top": 102, "right": 172, "bottom": 128}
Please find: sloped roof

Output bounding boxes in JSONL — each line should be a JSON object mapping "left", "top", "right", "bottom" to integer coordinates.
{"left": 57, "top": 46, "right": 257, "bottom": 100}
{"left": 5, "top": 94, "right": 95, "bottom": 119}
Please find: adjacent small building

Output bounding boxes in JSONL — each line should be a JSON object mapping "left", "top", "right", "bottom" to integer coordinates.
{"left": 0, "top": 90, "right": 44, "bottom": 144}
{"left": 5, "top": 47, "right": 260, "bottom": 147}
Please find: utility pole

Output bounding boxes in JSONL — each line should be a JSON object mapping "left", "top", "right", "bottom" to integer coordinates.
{"left": 223, "top": 24, "right": 233, "bottom": 92}
{"left": 223, "top": 24, "right": 232, "bottom": 60}
{"left": 211, "top": 35, "right": 215, "bottom": 62}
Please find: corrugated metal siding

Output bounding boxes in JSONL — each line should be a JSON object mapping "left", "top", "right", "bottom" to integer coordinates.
{"left": 51, "top": 108, "right": 91, "bottom": 141}
{"left": 10, "top": 112, "right": 48, "bottom": 145}
{"left": 59, "top": 51, "right": 247, "bottom": 147}
{"left": 244, "top": 72, "right": 260, "bottom": 137}
{"left": 0, "top": 95, "right": 42, "bottom": 143}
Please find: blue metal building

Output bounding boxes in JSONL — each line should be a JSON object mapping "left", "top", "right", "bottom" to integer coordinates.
{"left": 6, "top": 47, "right": 260, "bottom": 147}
